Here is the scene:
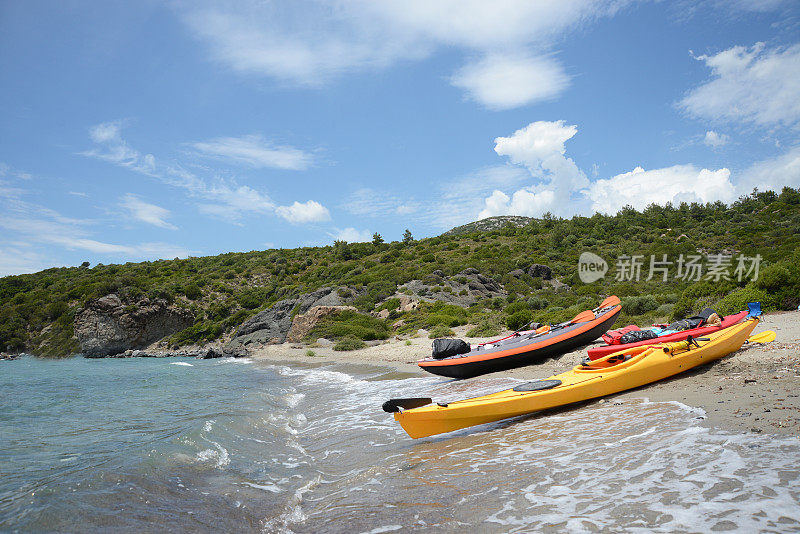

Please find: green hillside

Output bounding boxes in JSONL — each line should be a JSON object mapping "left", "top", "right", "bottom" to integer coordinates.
{"left": 2, "top": 187, "right": 800, "bottom": 357}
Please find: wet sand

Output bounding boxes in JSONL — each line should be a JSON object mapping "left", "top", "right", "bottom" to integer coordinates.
{"left": 250, "top": 311, "right": 800, "bottom": 436}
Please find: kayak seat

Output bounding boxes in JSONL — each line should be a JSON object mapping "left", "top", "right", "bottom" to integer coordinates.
{"left": 512, "top": 379, "right": 562, "bottom": 392}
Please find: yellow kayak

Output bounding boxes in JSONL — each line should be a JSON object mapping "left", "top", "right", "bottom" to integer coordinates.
{"left": 387, "top": 316, "right": 763, "bottom": 439}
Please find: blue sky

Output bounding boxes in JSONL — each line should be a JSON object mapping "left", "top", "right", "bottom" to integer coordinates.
{"left": 1, "top": 0, "right": 799, "bottom": 275}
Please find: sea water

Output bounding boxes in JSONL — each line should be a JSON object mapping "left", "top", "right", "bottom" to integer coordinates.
{"left": 1, "top": 355, "right": 799, "bottom": 533}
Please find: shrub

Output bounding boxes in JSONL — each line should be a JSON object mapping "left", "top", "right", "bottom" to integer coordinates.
{"left": 715, "top": 286, "right": 778, "bottom": 315}
{"left": 755, "top": 264, "right": 791, "bottom": 293}
{"left": 622, "top": 295, "right": 659, "bottom": 316}
{"left": 377, "top": 297, "right": 401, "bottom": 312}
{"left": 655, "top": 303, "right": 674, "bottom": 318}
{"left": 527, "top": 296, "right": 549, "bottom": 310}
{"left": 428, "top": 324, "right": 455, "bottom": 338}
{"left": 426, "top": 313, "right": 465, "bottom": 327}
{"left": 504, "top": 301, "right": 529, "bottom": 315}
{"left": 333, "top": 336, "right": 366, "bottom": 351}
{"left": 308, "top": 310, "right": 390, "bottom": 341}
{"left": 305, "top": 349, "right": 317, "bottom": 357}
{"left": 466, "top": 320, "right": 501, "bottom": 337}
{"left": 183, "top": 284, "right": 202, "bottom": 300}
{"left": 506, "top": 310, "right": 533, "bottom": 331}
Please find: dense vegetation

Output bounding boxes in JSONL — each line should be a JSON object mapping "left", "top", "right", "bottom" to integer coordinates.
{"left": 2, "top": 187, "right": 799, "bottom": 356}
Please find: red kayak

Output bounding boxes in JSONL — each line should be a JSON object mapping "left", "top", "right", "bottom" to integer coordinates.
{"left": 586, "top": 310, "right": 749, "bottom": 360}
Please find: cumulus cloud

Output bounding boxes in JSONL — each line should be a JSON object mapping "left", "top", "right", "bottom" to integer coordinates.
{"left": 191, "top": 134, "right": 313, "bottom": 170}
{"left": 703, "top": 130, "right": 729, "bottom": 147}
{"left": 275, "top": 200, "right": 331, "bottom": 223}
{"left": 120, "top": 194, "right": 177, "bottom": 230}
{"left": 451, "top": 53, "right": 569, "bottom": 110}
{"left": 179, "top": 0, "right": 630, "bottom": 109}
{"left": 329, "top": 227, "right": 372, "bottom": 243}
{"left": 478, "top": 188, "right": 558, "bottom": 219}
{"left": 738, "top": 145, "right": 800, "bottom": 193}
{"left": 680, "top": 42, "right": 800, "bottom": 128}
{"left": 479, "top": 120, "right": 589, "bottom": 218}
{"left": 476, "top": 121, "right": 741, "bottom": 220}
{"left": 588, "top": 165, "right": 737, "bottom": 213}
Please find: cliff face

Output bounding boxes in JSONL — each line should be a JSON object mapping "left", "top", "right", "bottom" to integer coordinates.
{"left": 226, "top": 286, "right": 363, "bottom": 348}
{"left": 74, "top": 294, "right": 195, "bottom": 357}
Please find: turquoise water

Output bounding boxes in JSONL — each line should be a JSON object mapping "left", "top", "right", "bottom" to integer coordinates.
{"left": 2, "top": 355, "right": 800, "bottom": 532}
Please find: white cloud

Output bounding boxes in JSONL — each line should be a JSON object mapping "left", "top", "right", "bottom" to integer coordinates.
{"left": 191, "top": 134, "right": 313, "bottom": 170}
{"left": 0, "top": 245, "right": 55, "bottom": 277}
{"left": 738, "top": 145, "right": 800, "bottom": 193}
{"left": 81, "top": 121, "right": 156, "bottom": 175}
{"left": 476, "top": 121, "right": 741, "bottom": 220}
{"left": 726, "top": 0, "right": 787, "bottom": 12}
{"left": 275, "top": 200, "right": 331, "bottom": 223}
{"left": 120, "top": 194, "right": 177, "bottom": 230}
{"left": 82, "top": 122, "right": 328, "bottom": 224}
{"left": 329, "top": 227, "right": 373, "bottom": 243}
{"left": 89, "top": 121, "right": 123, "bottom": 143}
{"left": 451, "top": 53, "right": 569, "bottom": 109}
{"left": 343, "top": 188, "right": 420, "bottom": 217}
{"left": 479, "top": 120, "right": 589, "bottom": 218}
{"left": 588, "top": 165, "right": 736, "bottom": 213}
{"left": 196, "top": 184, "right": 275, "bottom": 222}
{"left": 179, "top": 0, "right": 630, "bottom": 109}
{"left": 680, "top": 42, "right": 800, "bottom": 127}
{"left": 703, "top": 130, "right": 729, "bottom": 147}
{"left": 0, "top": 196, "right": 192, "bottom": 270}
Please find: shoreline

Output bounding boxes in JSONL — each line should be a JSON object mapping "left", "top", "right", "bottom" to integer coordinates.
{"left": 249, "top": 311, "right": 800, "bottom": 437}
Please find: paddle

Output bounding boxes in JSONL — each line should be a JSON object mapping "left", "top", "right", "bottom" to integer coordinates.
{"left": 596, "top": 295, "right": 621, "bottom": 310}
{"left": 663, "top": 330, "right": 776, "bottom": 354}
{"left": 565, "top": 295, "right": 620, "bottom": 325}
{"left": 745, "top": 330, "right": 776, "bottom": 344}
{"left": 569, "top": 310, "right": 596, "bottom": 324}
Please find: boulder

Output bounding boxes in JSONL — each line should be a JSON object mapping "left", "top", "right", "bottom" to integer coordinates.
{"left": 196, "top": 347, "right": 224, "bottom": 359}
{"left": 74, "top": 294, "right": 195, "bottom": 357}
{"left": 285, "top": 305, "right": 357, "bottom": 343}
{"left": 527, "top": 264, "right": 552, "bottom": 280}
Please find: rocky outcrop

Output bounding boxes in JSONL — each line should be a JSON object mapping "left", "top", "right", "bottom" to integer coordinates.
{"left": 74, "top": 294, "right": 195, "bottom": 357}
{"left": 442, "top": 215, "right": 534, "bottom": 236}
{"left": 232, "top": 298, "right": 296, "bottom": 346}
{"left": 227, "top": 286, "right": 363, "bottom": 348}
{"left": 527, "top": 264, "right": 552, "bottom": 280}
{"left": 285, "top": 305, "right": 357, "bottom": 343}
{"left": 397, "top": 268, "right": 506, "bottom": 307}
{"left": 97, "top": 346, "right": 248, "bottom": 359}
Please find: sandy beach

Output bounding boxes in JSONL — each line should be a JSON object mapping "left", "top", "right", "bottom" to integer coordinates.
{"left": 250, "top": 311, "right": 800, "bottom": 436}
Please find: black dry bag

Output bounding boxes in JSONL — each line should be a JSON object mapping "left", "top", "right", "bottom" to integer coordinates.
{"left": 431, "top": 338, "right": 470, "bottom": 359}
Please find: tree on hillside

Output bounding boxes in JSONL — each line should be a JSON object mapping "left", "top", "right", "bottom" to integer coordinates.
{"left": 372, "top": 232, "right": 384, "bottom": 246}
{"left": 403, "top": 229, "right": 413, "bottom": 244}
